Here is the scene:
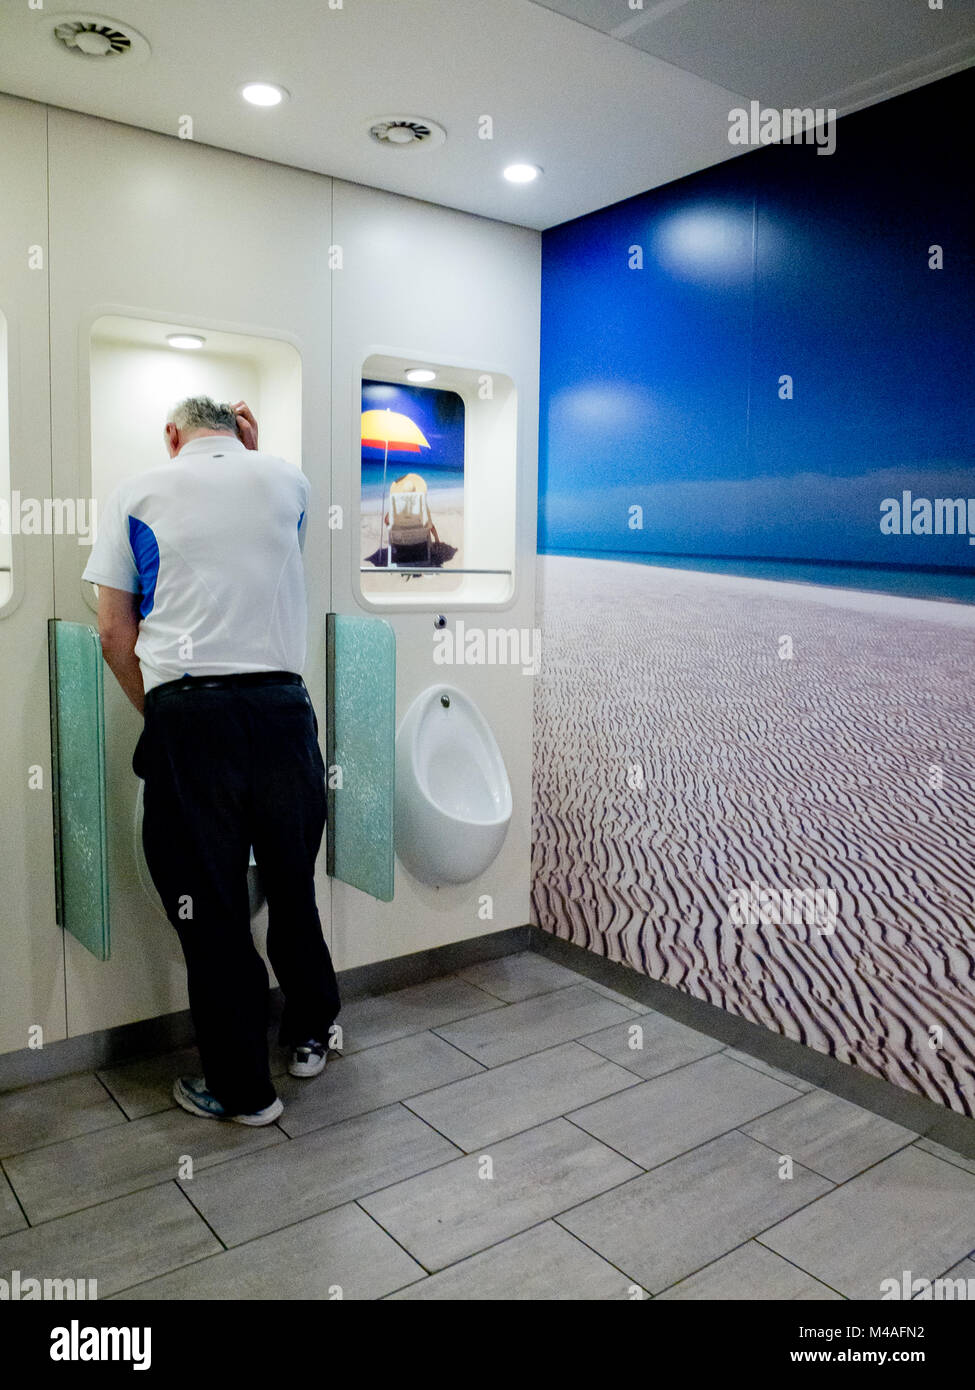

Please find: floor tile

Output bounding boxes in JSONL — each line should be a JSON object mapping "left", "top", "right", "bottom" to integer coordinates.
{"left": 742, "top": 1090, "right": 917, "bottom": 1181}
{"left": 656, "top": 1240, "right": 843, "bottom": 1300}
{"left": 0, "top": 1183, "right": 220, "bottom": 1297}
{"left": 180, "top": 1104, "right": 460, "bottom": 1246}
{"left": 3, "top": 1106, "right": 283, "bottom": 1224}
{"left": 276, "top": 1032, "right": 484, "bottom": 1138}
{"left": 916, "top": 1137, "right": 975, "bottom": 1178}
{"left": 387, "top": 1220, "right": 645, "bottom": 1300}
{"left": 113, "top": 1203, "right": 425, "bottom": 1301}
{"left": 337, "top": 977, "right": 504, "bottom": 1054}
{"left": 0, "top": 1074, "right": 126, "bottom": 1156}
{"left": 97, "top": 1044, "right": 287, "bottom": 1120}
{"left": 0, "top": 1168, "right": 26, "bottom": 1236}
{"left": 455, "top": 952, "right": 595, "bottom": 1002}
{"left": 722, "top": 1049, "right": 815, "bottom": 1091}
{"left": 360, "top": 1117, "right": 640, "bottom": 1271}
{"left": 404, "top": 1042, "right": 640, "bottom": 1150}
{"left": 433, "top": 984, "right": 637, "bottom": 1066}
{"left": 760, "top": 1146, "right": 975, "bottom": 1299}
{"left": 579, "top": 1010, "right": 725, "bottom": 1079}
{"left": 582, "top": 979, "right": 651, "bottom": 1011}
{"left": 567, "top": 1053, "right": 800, "bottom": 1169}
{"left": 557, "top": 1130, "right": 833, "bottom": 1294}
{"left": 96, "top": 1048, "right": 204, "bottom": 1120}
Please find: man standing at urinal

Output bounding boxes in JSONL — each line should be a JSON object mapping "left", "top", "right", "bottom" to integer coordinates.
{"left": 82, "top": 396, "right": 339, "bottom": 1125}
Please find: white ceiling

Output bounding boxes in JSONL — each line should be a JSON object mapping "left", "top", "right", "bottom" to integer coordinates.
{"left": 0, "top": 0, "right": 971, "bottom": 231}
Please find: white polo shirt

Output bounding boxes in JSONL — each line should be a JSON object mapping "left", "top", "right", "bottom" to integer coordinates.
{"left": 82, "top": 435, "right": 310, "bottom": 694}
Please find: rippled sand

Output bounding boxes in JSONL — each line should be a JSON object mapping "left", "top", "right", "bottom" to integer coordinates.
{"left": 532, "top": 554, "right": 975, "bottom": 1116}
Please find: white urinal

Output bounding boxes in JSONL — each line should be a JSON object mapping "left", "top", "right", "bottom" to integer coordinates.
{"left": 395, "top": 685, "right": 513, "bottom": 887}
{"left": 133, "top": 780, "right": 266, "bottom": 919}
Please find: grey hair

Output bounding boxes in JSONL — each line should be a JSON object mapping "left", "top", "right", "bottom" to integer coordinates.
{"left": 167, "top": 396, "right": 238, "bottom": 434}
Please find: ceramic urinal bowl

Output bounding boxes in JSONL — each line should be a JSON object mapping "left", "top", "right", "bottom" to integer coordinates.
{"left": 395, "top": 685, "right": 513, "bottom": 887}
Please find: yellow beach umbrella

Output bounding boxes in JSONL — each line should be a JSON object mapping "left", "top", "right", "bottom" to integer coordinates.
{"left": 361, "top": 409, "right": 430, "bottom": 452}
{"left": 361, "top": 407, "right": 431, "bottom": 567}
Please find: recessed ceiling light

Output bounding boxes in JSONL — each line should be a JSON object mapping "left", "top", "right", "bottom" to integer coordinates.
{"left": 405, "top": 368, "right": 436, "bottom": 383}
{"left": 503, "top": 163, "right": 542, "bottom": 184}
{"left": 241, "top": 82, "right": 287, "bottom": 107}
{"left": 166, "top": 333, "right": 206, "bottom": 350}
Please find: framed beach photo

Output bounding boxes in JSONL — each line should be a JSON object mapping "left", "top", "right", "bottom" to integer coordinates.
{"left": 360, "top": 377, "right": 466, "bottom": 598}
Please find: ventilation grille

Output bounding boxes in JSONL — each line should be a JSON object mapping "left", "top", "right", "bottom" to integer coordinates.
{"left": 368, "top": 116, "right": 446, "bottom": 150}
{"left": 53, "top": 15, "right": 150, "bottom": 62}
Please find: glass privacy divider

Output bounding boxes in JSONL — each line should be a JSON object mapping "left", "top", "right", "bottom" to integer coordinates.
{"left": 325, "top": 613, "right": 396, "bottom": 902}
{"left": 47, "top": 618, "right": 110, "bottom": 960}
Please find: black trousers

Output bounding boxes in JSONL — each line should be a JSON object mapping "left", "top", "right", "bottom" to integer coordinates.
{"left": 134, "top": 674, "right": 340, "bottom": 1115}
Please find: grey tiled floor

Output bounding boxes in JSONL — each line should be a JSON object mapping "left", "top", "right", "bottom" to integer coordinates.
{"left": 1, "top": 950, "right": 974, "bottom": 1301}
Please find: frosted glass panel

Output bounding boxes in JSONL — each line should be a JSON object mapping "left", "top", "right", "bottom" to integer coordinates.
{"left": 48, "top": 619, "right": 110, "bottom": 960}
{"left": 326, "top": 613, "right": 395, "bottom": 901}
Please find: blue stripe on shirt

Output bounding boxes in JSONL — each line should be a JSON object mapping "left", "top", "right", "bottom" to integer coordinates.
{"left": 127, "top": 516, "right": 160, "bottom": 618}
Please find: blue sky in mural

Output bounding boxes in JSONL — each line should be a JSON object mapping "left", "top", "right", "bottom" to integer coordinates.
{"left": 361, "top": 379, "right": 465, "bottom": 502}
{"left": 538, "top": 71, "right": 975, "bottom": 582}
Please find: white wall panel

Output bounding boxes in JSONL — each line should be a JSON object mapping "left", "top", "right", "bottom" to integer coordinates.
{"left": 0, "top": 96, "right": 63, "bottom": 1054}
{"left": 329, "top": 179, "right": 540, "bottom": 970}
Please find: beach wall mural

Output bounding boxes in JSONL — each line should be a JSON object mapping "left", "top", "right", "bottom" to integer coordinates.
{"left": 532, "top": 70, "right": 975, "bottom": 1116}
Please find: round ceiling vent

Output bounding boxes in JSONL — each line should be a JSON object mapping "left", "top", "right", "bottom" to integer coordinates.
{"left": 53, "top": 14, "right": 150, "bottom": 63}
{"left": 368, "top": 116, "right": 446, "bottom": 151}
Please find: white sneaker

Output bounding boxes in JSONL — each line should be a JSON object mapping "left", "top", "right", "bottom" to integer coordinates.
{"left": 289, "top": 1041, "right": 328, "bottom": 1078}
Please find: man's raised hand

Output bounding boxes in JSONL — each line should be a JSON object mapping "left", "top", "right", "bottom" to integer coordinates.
{"left": 233, "top": 400, "right": 259, "bottom": 450}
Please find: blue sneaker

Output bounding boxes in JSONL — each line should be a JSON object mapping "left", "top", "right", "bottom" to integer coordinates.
{"left": 173, "top": 1076, "right": 283, "bottom": 1126}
